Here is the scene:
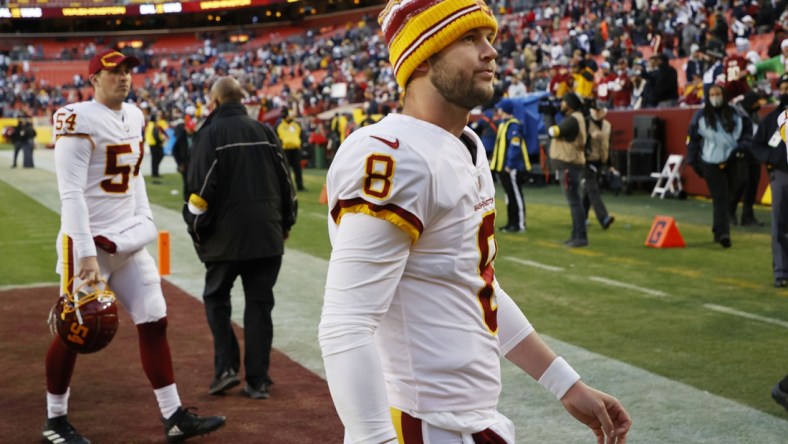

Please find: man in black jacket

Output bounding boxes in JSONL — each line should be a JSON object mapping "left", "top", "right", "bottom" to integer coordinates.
{"left": 748, "top": 73, "right": 788, "bottom": 288}
{"left": 650, "top": 54, "right": 679, "bottom": 108}
{"left": 184, "top": 76, "right": 297, "bottom": 400}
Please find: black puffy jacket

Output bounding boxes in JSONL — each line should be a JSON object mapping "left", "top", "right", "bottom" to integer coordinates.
{"left": 184, "top": 102, "right": 297, "bottom": 262}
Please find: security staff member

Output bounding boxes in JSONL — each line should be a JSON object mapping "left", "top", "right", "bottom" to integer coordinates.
{"left": 490, "top": 100, "right": 531, "bottom": 233}
{"left": 583, "top": 104, "right": 615, "bottom": 229}
{"left": 548, "top": 92, "right": 588, "bottom": 247}
{"left": 185, "top": 77, "right": 298, "bottom": 399}
{"left": 749, "top": 74, "right": 788, "bottom": 288}
{"left": 276, "top": 108, "right": 306, "bottom": 191}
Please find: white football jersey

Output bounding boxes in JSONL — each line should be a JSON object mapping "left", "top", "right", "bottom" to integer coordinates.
{"left": 53, "top": 100, "right": 148, "bottom": 259}
{"left": 327, "top": 113, "right": 514, "bottom": 413}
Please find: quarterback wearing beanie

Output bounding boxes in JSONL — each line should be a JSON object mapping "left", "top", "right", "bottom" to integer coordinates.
{"left": 320, "top": 1, "right": 631, "bottom": 444}
{"left": 379, "top": 0, "right": 499, "bottom": 88}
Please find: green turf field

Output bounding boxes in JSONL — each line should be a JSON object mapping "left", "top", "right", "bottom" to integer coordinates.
{"left": 2, "top": 166, "right": 786, "bottom": 419}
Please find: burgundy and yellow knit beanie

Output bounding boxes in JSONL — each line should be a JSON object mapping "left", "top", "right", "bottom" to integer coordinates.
{"left": 378, "top": 0, "right": 499, "bottom": 88}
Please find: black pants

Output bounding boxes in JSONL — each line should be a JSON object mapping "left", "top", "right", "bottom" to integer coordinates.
{"left": 729, "top": 151, "right": 761, "bottom": 220}
{"left": 771, "top": 169, "right": 788, "bottom": 280}
{"left": 285, "top": 149, "right": 304, "bottom": 190}
{"left": 150, "top": 144, "right": 164, "bottom": 177}
{"left": 558, "top": 162, "right": 586, "bottom": 241}
{"left": 496, "top": 169, "right": 526, "bottom": 230}
{"left": 11, "top": 142, "right": 22, "bottom": 167}
{"left": 582, "top": 161, "right": 610, "bottom": 226}
{"left": 202, "top": 256, "right": 282, "bottom": 387}
{"left": 701, "top": 161, "right": 736, "bottom": 241}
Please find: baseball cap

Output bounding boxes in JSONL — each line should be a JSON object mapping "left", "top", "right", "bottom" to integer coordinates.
{"left": 778, "top": 73, "right": 788, "bottom": 88}
{"left": 88, "top": 49, "right": 140, "bottom": 76}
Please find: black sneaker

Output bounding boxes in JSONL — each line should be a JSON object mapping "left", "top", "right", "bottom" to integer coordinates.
{"left": 602, "top": 215, "right": 615, "bottom": 230}
{"left": 719, "top": 235, "right": 732, "bottom": 248}
{"left": 42, "top": 415, "right": 90, "bottom": 444}
{"left": 209, "top": 368, "right": 240, "bottom": 395}
{"left": 740, "top": 216, "right": 765, "bottom": 227}
{"left": 162, "top": 407, "right": 225, "bottom": 443}
{"left": 242, "top": 382, "right": 270, "bottom": 400}
{"left": 771, "top": 384, "right": 788, "bottom": 412}
{"left": 563, "top": 238, "right": 589, "bottom": 248}
{"left": 775, "top": 279, "right": 788, "bottom": 288}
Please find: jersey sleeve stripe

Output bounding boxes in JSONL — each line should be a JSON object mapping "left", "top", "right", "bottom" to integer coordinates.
{"left": 61, "top": 234, "right": 74, "bottom": 295}
{"left": 54, "top": 133, "right": 96, "bottom": 151}
{"left": 331, "top": 197, "right": 423, "bottom": 243}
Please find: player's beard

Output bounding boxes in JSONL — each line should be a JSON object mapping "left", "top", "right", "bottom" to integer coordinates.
{"left": 429, "top": 59, "right": 494, "bottom": 111}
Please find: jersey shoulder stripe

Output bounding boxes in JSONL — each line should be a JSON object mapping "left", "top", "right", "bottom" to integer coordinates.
{"left": 330, "top": 196, "right": 423, "bottom": 242}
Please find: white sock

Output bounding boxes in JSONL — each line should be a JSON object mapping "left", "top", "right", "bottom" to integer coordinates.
{"left": 154, "top": 384, "right": 181, "bottom": 419}
{"left": 47, "top": 388, "right": 70, "bottom": 419}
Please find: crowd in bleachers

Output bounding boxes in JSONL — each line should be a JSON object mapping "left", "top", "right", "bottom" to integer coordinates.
{"left": 1, "top": 0, "right": 787, "bottom": 130}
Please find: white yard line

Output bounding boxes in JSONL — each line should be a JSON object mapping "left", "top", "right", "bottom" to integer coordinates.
{"left": 2, "top": 148, "right": 787, "bottom": 442}
{"left": 504, "top": 256, "right": 565, "bottom": 272}
{"left": 705, "top": 303, "right": 788, "bottom": 329}
{"left": 588, "top": 275, "right": 669, "bottom": 297}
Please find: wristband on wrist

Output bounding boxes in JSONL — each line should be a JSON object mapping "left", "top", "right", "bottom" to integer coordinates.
{"left": 537, "top": 356, "right": 580, "bottom": 399}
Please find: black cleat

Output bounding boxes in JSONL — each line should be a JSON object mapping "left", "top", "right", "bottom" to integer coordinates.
{"left": 163, "top": 407, "right": 225, "bottom": 443}
{"left": 242, "top": 382, "right": 270, "bottom": 400}
{"left": 209, "top": 368, "right": 240, "bottom": 395}
{"left": 42, "top": 415, "right": 90, "bottom": 444}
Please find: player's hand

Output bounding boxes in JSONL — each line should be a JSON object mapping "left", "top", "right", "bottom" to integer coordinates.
{"left": 78, "top": 256, "right": 101, "bottom": 286}
{"left": 560, "top": 381, "right": 631, "bottom": 444}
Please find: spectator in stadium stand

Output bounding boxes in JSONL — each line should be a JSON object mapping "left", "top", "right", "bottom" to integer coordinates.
{"left": 686, "top": 84, "right": 748, "bottom": 248}
{"left": 709, "top": 7, "right": 730, "bottom": 47}
{"left": 754, "top": 39, "right": 788, "bottom": 80}
{"left": 630, "top": 63, "right": 651, "bottom": 110}
{"left": 685, "top": 44, "right": 706, "bottom": 87}
{"left": 649, "top": 53, "right": 679, "bottom": 108}
{"left": 594, "top": 61, "right": 616, "bottom": 109}
{"left": 275, "top": 108, "right": 307, "bottom": 191}
{"left": 766, "top": 11, "right": 788, "bottom": 58}
{"left": 722, "top": 50, "right": 755, "bottom": 100}
{"left": 681, "top": 75, "right": 706, "bottom": 107}
{"left": 701, "top": 43, "right": 726, "bottom": 97}
{"left": 610, "top": 58, "right": 633, "bottom": 110}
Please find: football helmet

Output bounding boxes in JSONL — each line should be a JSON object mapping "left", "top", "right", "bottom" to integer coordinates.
{"left": 49, "top": 279, "right": 119, "bottom": 354}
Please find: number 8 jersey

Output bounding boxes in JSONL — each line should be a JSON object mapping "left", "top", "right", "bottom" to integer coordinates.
{"left": 53, "top": 100, "right": 148, "bottom": 260}
{"left": 325, "top": 113, "right": 533, "bottom": 414}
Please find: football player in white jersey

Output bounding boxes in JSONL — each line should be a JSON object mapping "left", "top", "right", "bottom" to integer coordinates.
{"left": 318, "top": 2, "right": 632, "bottom": 444}
{"left": 44, "top": 49, "right": 225, "bottom": 444}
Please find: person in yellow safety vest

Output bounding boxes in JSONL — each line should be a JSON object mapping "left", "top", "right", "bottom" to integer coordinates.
{"left": 328, "top": 112, "right": 348, "bottom": 152}
{"left": 145, "top": 112, "right": 168, "bottom": 179}
{"left": 490, "top": 99, "right": 531, "bottom": 233}
{"left": 275, "top": 108, "right": 306, "bottom": 191}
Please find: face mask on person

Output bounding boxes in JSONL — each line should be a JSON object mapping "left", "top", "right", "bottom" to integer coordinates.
{"left": 709, "top": 97, "right": 723, "bottom": 108}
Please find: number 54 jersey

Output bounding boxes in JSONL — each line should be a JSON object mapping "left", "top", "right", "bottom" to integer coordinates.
{"left": 327, "top": 113, "right": 516, "bottom": 414}
{"left": 53, "top": 101, "right": 148, "bottom": 258}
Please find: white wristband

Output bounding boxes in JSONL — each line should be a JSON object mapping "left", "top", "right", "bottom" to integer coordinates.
{"left": 537, "top": 357, "right": 581, "bottom": 400}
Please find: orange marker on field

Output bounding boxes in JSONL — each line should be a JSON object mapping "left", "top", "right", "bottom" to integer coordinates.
{"left": 158, "top": 230, "right": 170, "bottom": 275}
